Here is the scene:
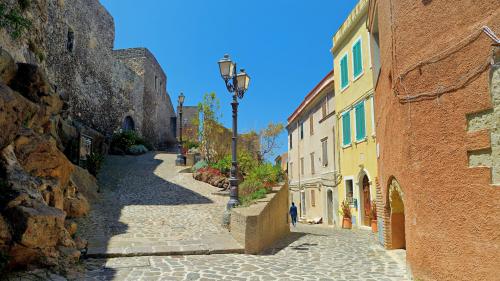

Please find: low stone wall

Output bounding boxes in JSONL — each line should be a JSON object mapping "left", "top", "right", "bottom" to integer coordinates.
{"left": 230, "top": 184, "right": 290, "bottom": 254}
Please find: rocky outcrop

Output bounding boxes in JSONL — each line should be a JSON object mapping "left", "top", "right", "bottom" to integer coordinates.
{"left": 0, "top": 48, "right": 95, "bottom": 272}
{"left": 193, "top": 170, "right": 230, "bottom": 190}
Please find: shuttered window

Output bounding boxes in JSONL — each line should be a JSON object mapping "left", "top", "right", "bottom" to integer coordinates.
{"left": 355, "top": 101, "right": 366, "bottom": 141}
{"left": 321, "top": 139, "right": 328, "bottom": 166}
{"left": 342, "top": 111, "right": 351, "bottom": 146}
{"left": 311, "top": 190, "right": 316, "bottom": 207}
{"left": 340, "top": 54, "right": 349, "bottom": 90}
{"left": 300, "top": 157, "right": 304, "bottom": 175}
{"left": 353, "top": 39, "right": 363, "bottom": 79}
{"left": 310, "top": 153, "right": 315, "bottom": 174}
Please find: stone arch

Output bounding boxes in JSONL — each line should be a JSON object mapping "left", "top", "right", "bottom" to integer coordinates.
{"left": 387, "top": 177, "right": 406, "bottom": 249}
{"left": 325, "top": 187, "right": 338, "bottom": 226}
{"left": 122, "top": 116, "right": 135, "bottom": 131}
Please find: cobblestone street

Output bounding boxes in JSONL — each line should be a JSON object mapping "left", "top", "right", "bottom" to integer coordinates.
{"left": 72, "top": 152, "right": 408, "bottom": 281}
{"left": 76, "top": 152, "right": 242, "bottom": 257}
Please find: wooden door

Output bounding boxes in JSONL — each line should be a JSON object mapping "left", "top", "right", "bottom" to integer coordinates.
{"left": 363, "top": 175, "right": 371, "bottom": 226}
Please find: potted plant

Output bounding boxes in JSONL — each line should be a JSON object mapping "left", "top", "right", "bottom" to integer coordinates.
{"left": 370, "top": 200, "right": 378, "bottom": 233}
{"left": 340, "top": 200, "right": 352, "bottom": 229}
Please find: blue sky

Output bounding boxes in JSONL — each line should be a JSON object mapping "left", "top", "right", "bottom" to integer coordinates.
{"left": 101, "top": 0, "right": 358, "bottom": 159}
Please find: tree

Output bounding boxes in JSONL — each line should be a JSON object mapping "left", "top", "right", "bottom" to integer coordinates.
{"left": 197, "top": 92, "right": 223, "bottom": 163}
{"left": 259, "top": 122, "right": 285, "bottom": 162}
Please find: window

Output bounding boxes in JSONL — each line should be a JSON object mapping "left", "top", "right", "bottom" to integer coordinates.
{"left": 346, "top": 179, "right": 354, "bottom": 204}
{"left": 342, "top": 111, "right": 351, "bottom": 146}
{"left": 311, "top": 190, "right": 316, "bottom": 207}
{"left": 67, "top": 29, "right": 74, "bottom": 53}
{"left": 289, "top": 162, "right": 293, "bottom": 179}
{"left": 310, "top": 153, "right": 315, "bottom": 175}
{"left": 300, "top": 122, "right": 304, "bottom": 140}
{"left": 289, "top": 133, "right": 293, "bottom": 149}
{"left": 155, "top": 76, "right": 158, "bottom": 91}
{"left": 309, "top": 115, "right": 314, "bottom": 135}
{"left": 300, "top": 157, "right": 304, "bottom": 175}
{"left": 321, "top": 138, "right": 328, "bottom": 167}
{"left": 340, "top": 54, "right": 349, "bottom": 90}
{"left": 322, "top": 100, "right": 327, "bottom": 118}
{"left": 370, "top": 96, "right": 376, "bottom": 136}
{"left": 355, "top": 101, "right": 366, "bottom": 141}
{"left": 352, "top": 38, "right": 363, "bottom": 79}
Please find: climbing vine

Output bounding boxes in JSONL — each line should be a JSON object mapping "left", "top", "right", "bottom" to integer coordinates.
{"left": 0, "top": 3, "right": 31, "bottom": 39}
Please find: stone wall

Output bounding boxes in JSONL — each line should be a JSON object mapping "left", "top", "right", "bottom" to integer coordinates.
{"left": 177, "top": 105, "right": 199, "bottom": 142}
{"left": 0, "top": 0, "right": 174, "bottom": 148}
{"left": 370, "top": 1, "right": 500, "bottom": 280}
{"left": 114, "top": 48, "right": 177, "bottom": 149}
{"left": 230, "top": 184, "right": 290, "bottom": 254}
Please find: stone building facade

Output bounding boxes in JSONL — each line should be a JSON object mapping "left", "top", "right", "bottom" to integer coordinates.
{"left": 367, "top": 0, "right": 500, "bottom": 280}
{"left": 287, "top": 71, "right": 337, "bottom": 225}
{"left": 0, "top": 0, "right": 176, "bottom": 150}
{"left": 114, "top": 48, "right": 177, "bottom": 149}
{"left": 177, "top": 105, "right": 200, "bottom": 143}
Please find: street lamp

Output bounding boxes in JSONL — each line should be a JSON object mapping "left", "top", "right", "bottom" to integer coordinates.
{"left": 175, "top": 92, "right": 186, "bottom": 166}
{"left": 218, "top": 54, "right": 250, "bottom": 209}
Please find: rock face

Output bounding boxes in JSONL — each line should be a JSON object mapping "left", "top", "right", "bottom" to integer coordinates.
{"left": 0, "top": 48, "right": 96, "bottom": 271}
{"left": 0, "top": 0, "right": 177, "bottom": 149}
{"left": 193, "top": 170, "right": 230, "bottom": 190}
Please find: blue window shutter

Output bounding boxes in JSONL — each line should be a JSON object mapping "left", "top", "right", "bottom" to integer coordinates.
{"left": 353, "top": 41, "right": 363, "bottom": 78}
{"left": 341, "top": 55, "right": 348, "bottom": 89}
{"left": 355, "top": 102, "right": 366, "bottom": 141}
{"left": 342, "top": 112, "right": 351, "bottom": 146}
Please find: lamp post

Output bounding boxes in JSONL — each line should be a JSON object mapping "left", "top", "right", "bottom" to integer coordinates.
{"left": 175, "top": 92, "right": 186, "bottom": 166}
{"left": 218, "top": 54, "right": 250, "bottom": 209}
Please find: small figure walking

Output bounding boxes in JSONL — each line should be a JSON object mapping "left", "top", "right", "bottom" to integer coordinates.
{"left": 290, "top": 202, "right": 298, "bottom": 227}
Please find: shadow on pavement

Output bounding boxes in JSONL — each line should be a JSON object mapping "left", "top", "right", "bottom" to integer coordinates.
{"left": 73, "top": 152, "right": 213, "bottom": 280}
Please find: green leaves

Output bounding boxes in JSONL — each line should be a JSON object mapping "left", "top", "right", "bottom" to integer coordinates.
{"left": 0, "top": 4, "right": 31, "bottom": 40}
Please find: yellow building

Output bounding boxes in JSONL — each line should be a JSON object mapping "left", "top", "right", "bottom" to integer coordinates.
{"left": 331, "top": 0, "right": 377, "bottom": 228}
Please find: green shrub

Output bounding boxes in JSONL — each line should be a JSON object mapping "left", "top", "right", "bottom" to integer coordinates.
{"left": 86, "top": 152, "right": 104, "bottom": 176}
{"left": 192, "top": 160, "right": 208, "bottom": 172}
{"left": 238, "top": 151, "right": 257, "bottom": 176}
{"left": 111, "top": 131, "right": 152, "bottom": 152}
{"left": 0, "top": 4, "right": 31, "bottom": 39}
{"left": 210, "top": 155, "right": 231, "bottom": 175}
{"left": 183, "top": 140, "right": 200, "bottom": 150}
{"left": 127, "top": 144, "right": 148, "bottom": 155}
{"left": 246, "top": 163, "right": 283, "bottom": 185}
{"left": 239, "top": 178, "right": 265, "bottom": 197}
{"left": 239, "top": 188, "right": 268, "bottom": 207}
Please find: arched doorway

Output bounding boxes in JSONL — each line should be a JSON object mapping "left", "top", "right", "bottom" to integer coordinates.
{"left": 122, "top": 116, "right": 135, "bottom": 131}
{"left": 358, "top": 171, "right": 372, "bottom": 227}
{"left": 361, "top": 175, "right": 371, "bottom": 226}
{"left": 389, "top": 178, "right": 406, "bottom": 249}
{"left": 327, "top": 189, "right": 334, "bottom": 225}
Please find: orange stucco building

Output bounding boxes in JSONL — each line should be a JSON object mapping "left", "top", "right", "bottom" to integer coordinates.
{"left": 367, "top": 0, "right": 500, "bottom": 280}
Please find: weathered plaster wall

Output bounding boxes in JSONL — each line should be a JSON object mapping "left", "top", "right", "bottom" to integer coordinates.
{"left": 372, "top": 0, "right": 500, "bottom": 280}
{"left": 230, "top": 184, "right": 290, "bottom": 254}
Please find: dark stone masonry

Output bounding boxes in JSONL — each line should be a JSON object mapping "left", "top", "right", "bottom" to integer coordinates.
{"left": 0, "top": 0, "right": 176, "bottom": 149}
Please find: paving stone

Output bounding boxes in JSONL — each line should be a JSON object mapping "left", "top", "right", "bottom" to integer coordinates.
{"left": 75, "top": 153, "right": 409, "bottom": 281}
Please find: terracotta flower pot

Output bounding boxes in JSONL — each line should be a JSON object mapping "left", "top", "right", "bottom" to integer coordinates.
{"left": 371, "top": 219, "right": 378, "bottom": 233}
{"left": 342, "top": 217, "right": 352, "bottom": 229}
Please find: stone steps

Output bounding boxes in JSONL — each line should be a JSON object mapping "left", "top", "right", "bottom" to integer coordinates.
{"left": 85, "top": 233, "right": 244, "bottom": 258}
